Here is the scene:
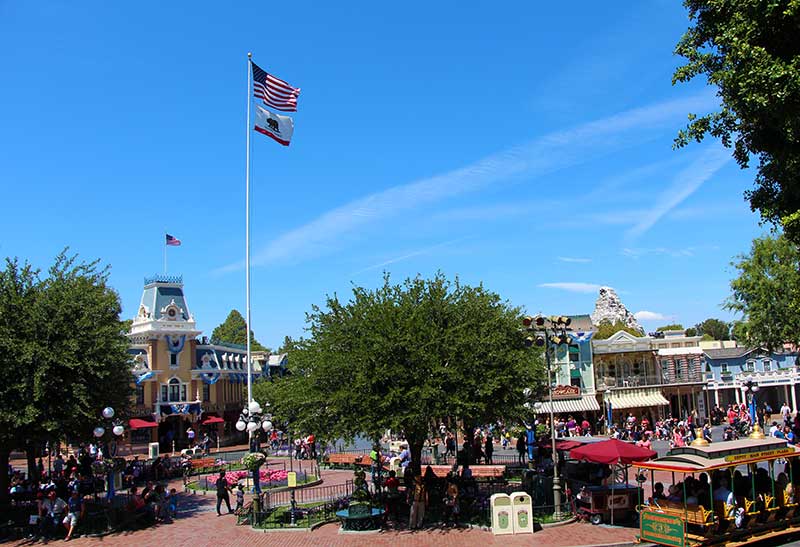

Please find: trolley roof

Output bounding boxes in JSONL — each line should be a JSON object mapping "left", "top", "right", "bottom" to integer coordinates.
{"left": 633, "top": 437, "right": 800, "bottom": 473}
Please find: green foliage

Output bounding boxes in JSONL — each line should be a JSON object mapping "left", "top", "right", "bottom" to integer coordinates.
{"left": 656, "top": 324, "right": 684, "bottom": 332}
{"left": 211, "top": 309, "right": 269, "bottom": 351}
{"left": 277, "top": 335, "right": 295, "bottom": 354}
{"left": 695, "top": 318, "right": 731, "bottom": 340}
{"left": 685, "top": 327, "right": 698, "bottom": 337}
{"left": 725, "top": 235, "right": 800, "bottom": 350}
{"left": 593, "top": 320, "right": 643, "bottom": 340}
{"left": 0, "top": 252, "right": 133, "bottom": 501}
{"left": 254, "top": 273, "right": 543, "bottom": 470}
{"left": 731, "top": 320, "right": 750, "bottom": 342}
{"left": 701, "top": 333, "right": 714, "bottom": 341}
{"left": 673, "top": 0, "right": 800, "bottom": 241}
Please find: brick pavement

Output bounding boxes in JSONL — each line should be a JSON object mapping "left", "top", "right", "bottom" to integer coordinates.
{"left": 11, "top": 505, "right": 638, "bottom": 547}
{"left": 9, "top": 455, "right": 640, "bottom": 547}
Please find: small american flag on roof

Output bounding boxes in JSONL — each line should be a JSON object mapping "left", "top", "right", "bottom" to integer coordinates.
{"left": 166, "top": 234, "right": 181, "bottom": 246}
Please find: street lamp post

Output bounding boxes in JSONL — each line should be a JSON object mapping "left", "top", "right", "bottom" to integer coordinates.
{"left": 742, "top": 376, "right": 765, "bottom": 439}
{"left": 236, "top": 400, "right": 273, "bottom": 494}
{"left": 93, "top": 406, "right": 124, "bottom": 500}
{"left": 523, "top": 315, "right": 572, "bottom": 520}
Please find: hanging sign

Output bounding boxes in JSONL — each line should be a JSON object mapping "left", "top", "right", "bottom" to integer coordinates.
{"left": 551, "top": 385, "right": 581, "bottom": 400}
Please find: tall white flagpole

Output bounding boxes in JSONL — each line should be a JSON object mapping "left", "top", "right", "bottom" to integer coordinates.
{"left": 245, "top": 52, "right": 253, "bottom": 406}
{"left": 163, "top": 232, "right": 167, "bottom": 274}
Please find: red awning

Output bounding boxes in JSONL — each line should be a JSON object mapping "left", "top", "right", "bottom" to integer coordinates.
{"left": 129, "top": 418, "right": 158, "bottom": 430}
{"left": 202, "top": 415, "right": 225, "bottom": 425}
{"left": 538, "top": 439, "right": 585, "bottom": 451}
{"left": 569, "top": 438, "right": 656, "bottom": 465}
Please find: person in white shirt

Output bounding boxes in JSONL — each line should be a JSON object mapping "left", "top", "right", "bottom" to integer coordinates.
{"left": 781, "top": 402, "right": 792, "bottom": 423}
{"left": 38, "top": 490, "right": 67, "bottom": 539}
{"left": 771, "top": 421, "right": 780, "bottom": 437}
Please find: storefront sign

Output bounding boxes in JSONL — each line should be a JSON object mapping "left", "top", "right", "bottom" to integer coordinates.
{"left": 640, "top": 511, "right": 684, "bottom": 547}
{"left": 723, "top": 447, "right": 794, "bottom": 463}
{"left": 551, "top": 385, "right": 581, "bottom": 400}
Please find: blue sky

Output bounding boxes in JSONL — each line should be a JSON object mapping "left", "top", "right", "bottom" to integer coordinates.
{"left": 0, "top": 1, "right": 765, "bottom": 348}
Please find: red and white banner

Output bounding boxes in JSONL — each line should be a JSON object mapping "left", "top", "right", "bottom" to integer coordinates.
{"left": 254, "top": 106, "right": 294, "bottom": 146}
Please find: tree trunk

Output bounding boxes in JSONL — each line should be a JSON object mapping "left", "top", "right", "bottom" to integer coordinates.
{"left": 26, "top": 442, "right": 37, "bottom": 481}
{"left": 0, "top": 449, "right": 9, "bottom": 505}
{"left": 409, "top": 438, "right": 425, "bottom": 476}
{"left": 463, "top": 423, "right": 476, "bottom": 465}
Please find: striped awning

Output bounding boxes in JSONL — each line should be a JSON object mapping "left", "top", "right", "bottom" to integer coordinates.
{"left": 535, "top": 394, "right": 600, "bottom": 415}
{"left": 606, "top": 388, "right": 669, "bottom": 409}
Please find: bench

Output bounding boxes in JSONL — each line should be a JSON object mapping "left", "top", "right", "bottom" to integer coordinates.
{"left": 426, "top": 465, "right": 506, "bottom": 480}
{"left": 781, "top": 491, "right": 799, "bottom": 520}
{"left": 325, "top": 454, "right": 361, "bottom": 468}
{"left": 189, "top": 458, "right": 222, "bottom": 474}
{"left": 649, "top": 499, "right": 713, "bottom": 528}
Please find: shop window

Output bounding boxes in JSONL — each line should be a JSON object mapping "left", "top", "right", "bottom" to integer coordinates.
{"left": 763, "top": 359, "right": 772, "bottom": 371}
{"left": 170, "top": 353, "right": 178, "bottom": 367}
{"left": 161, "top": 385, "right": 168, "bottom": 402}
{"left": 745, "top": 360, "right": 755, "bottom": 372}
{"left": 136, "top": 384, "right": 145, "bottom": 405}
{"left": 203, "top": 383, "right": 210, "bottom": 402}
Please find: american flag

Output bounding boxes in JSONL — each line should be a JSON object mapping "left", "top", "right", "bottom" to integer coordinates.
{"left": 166, "top": 234, "right": 181, "bottom": 246}
{"left": 252, "top": 62, "right": 300, "bottom": 112}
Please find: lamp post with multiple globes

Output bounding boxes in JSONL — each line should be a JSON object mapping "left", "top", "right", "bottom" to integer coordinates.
{"left": 236, "top": 400, "right": 273, "bottom": 494}
{"left": 742, "top": 376, "right": 766, "bottom": 439}
{"left": 93, "top": 406, "right": 124, "bottom": 500}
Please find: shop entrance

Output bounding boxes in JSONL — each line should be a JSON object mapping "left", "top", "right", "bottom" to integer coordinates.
{"left": 158, "top": 415, "right": 188, "bottom": 452}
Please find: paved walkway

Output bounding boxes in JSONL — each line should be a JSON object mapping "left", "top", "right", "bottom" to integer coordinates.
{"left": 8, "top": 455, "right": 639, "bottom": 547}
{"left": 11, "top": 502, "right": 638, "bottom": 547}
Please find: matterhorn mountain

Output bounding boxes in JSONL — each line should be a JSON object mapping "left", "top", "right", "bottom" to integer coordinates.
{"left": 590, "top": 286, "right": 644, "bottom": 333}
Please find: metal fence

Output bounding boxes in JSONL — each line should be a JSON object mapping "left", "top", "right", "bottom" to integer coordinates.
{"left": 263, "top": 480, "right": 354, "bottom": 508}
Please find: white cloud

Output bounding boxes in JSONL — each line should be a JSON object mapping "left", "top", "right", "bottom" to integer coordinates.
{"left": 634, "top": 310, "right": 669, "bottom": 321}
{"left": 350, "top": 238, "right": 467, "bottom": 276}
{"left": 557, "top": 257, "right": 592, "bottom": 263}
{"left": 626, "top": 145, "right": 730, "bottom": 239}
{"left": 621, "top": 245, "right": 718, "bottom": 259}
{"left": 622, "top": 247, "right": 696, "bottom": 258}
{"left": 538, "top": 282, "right": 603, "bottom": 293}
{"left": 217, "top": 92, "right": 719, "bottom": 273}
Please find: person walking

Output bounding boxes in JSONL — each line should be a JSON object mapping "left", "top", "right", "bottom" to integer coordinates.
{"left": 215, "top": 471, "right": 232, "bottom": 515}
{"left": 516, "top": 431, "right": 527, "bottom": 465}
{"left": 484, "top": 435, "right": 494, "bottom": 465}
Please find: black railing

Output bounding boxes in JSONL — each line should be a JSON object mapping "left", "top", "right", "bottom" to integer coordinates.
{"left": 263, "top": 480, "right": 353, "bottom": 508}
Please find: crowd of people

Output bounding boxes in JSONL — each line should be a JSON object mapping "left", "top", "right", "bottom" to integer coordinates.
{"left": 6, "top": 440, "right": 187, "bottom": 541}
{"left": 649, "top": 464, "right": 797, "bottom": 527}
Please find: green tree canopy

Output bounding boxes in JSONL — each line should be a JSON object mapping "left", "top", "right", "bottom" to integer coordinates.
{"left": 253, "top": 273, "right": 544, "bottom": 472}
{"left": 593, "top": 320, "right": 643, "bottom": 340}
{"left": 656, "top": 324, "right": 684, "bottom": 332}
{"left": 695, "top": 318, "right": 731, "bottom": 340}
{"left": 210, "top": 309, "right": 269, "bottom": 351}
{"left": 673, "top": 0, "right": 800, "bottom": 241}
{"left": 0, "top": 252, "right": 133, "bottom": 503}
{"left": 725, "top": 235, "right": 800, "bottom": 350}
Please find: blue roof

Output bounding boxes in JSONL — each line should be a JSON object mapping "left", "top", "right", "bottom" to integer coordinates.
{"left": 139, "top": 280, "right": 190, "bottom": 321}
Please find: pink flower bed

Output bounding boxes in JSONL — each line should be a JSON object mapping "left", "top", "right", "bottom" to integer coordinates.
{"left": 206, "top": 469, "right": 289, "bottom": 485}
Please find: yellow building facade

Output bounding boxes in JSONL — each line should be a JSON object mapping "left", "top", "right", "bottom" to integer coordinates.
{"left": 127, "top": 275, "right": 255, "bottom": 450}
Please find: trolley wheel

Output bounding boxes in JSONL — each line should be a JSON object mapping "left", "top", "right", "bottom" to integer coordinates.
{"left": 590, "top": 513, "right": 603, "bottom": 525}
